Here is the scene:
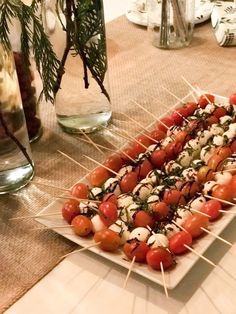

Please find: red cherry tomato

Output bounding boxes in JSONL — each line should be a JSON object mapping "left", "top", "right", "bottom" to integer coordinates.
{"left": 89, "top": 166, "right": 110, "bottom": 187}
{"left": 185, "top": 120, "right": 200, "bottom": 133}
{"left": 146, "top": 247, "right": 174, "bottom": 270}
{"left": 181, "top": 181, "right": 201, "bottom": 199}
{"left": 230, "top": 175, "right": 236, "bottom": 198}
{"left": 230, "top": 140, "right": 236, "bottom": 153}
{"left": 134, "top": 210, "right": 155, "bottom": 228}
{"left": 71, "top": 215, "right": 92, "bottom": 237}
{"left": 212, "top": 184, "right": 233, "bottom": 205}
{"left": 103, "top": 193, "right": 118, "bottom": 206}
{"left": 207, "top": 155, "right": 224, "bottom": 171}
{"left": 229, "top": 93, "right": 236, "bottom": 105}
{"left": 120, "top": 171, "right": 138, "bottom": 193}
{"left": 185, "top": 102, "right": 198, "bottom": 116}
{"left": 71, "top": 183, "right": 89, "bottom": 199}
{"left": 150, "top": 149, "right": 167, "bottom": 168}
{"left": 151, "top": 202, "right": 170, "bottom": 220}
{"left": 200, "top": 200, "right": 221, "bottom": 221}
{"left": 177, "top": 106, "right": 189, "bottom": 118}
{"left": 94, "top": 229, "right": 121, "bottom": 251}
{"left": 170, "top": 110, "right": 183, "bottom": 126}
{"left": 99, "top": 201, "right": 118, "bottom": 226}
{"left": 163, "top": 189, "right": 186, "bottom": 206}
{"left": 134, "top": 135, "right": 152, "bottom": 153}
{"left": 134, "top": 159, "right": 153, "bottom": 179}
{"left": 197, "top": 166, "right": 214, "bottom": 183}
{"left": 198, "top": 94, "right": 215, "bottom": 108}
{"left": 123, "top": 241, "right": 150, "bottom": 263}
{"left": 104, "top": 154, "right": 124, "bottom": 173}
{"left": 169, "top": 231, "right": 192, "bottom": 254}
{"left": 175, "top": 131, "right": 190, "bottom": 145}
{"left": 121, "top": 145, "right": 139, "bottom": 161}
{"left": 215, "top": 146, "right": 232, "bottom": 160}
{"left": 205, "top": 115, "right": 219, "bottom": 127}
{"left": 149, "top": 129, "right": 166, "bottom": 142}
{"left": 213, "top": 107, "right": 227, "bottom": 119}
{"left": 62, "top": 199, "right": 80, "bottom": 224}
{"left": 165, "top": 141, "right": 183, "bottom": 160}
{"left": 156, "top": 116, "right": 174, "bottom": 133}
{"left": 183, "top": 214, "right": 209, "bottom": 238}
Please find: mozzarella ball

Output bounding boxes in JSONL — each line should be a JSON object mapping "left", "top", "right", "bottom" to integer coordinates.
{"left": 187, "top": 138, "right": 201, "bottom": 150}
{"left": 161, "top": 136, "right": 173, "bottom": 148}
{"left": 132, "top": 183, "right": 153, "bottom": 200}
{"left": 215, "top": 171, "right": 232, "bottom": 185}
{"left": 79, "top": 201, "right": 98, "bottom": 214}
{"left": 203, "top": 181, "right": 219, "bottom": 195}
{"left": 147, "top": 144, "right": 160, "bottom": 153}
{"left": 146, "top": 169, "right": 164, "bottom": 185}
{"left": 147, "top": 233, "right": 169, "bottom": 248}
{"left": 165, "top": 223, "right": 180, "bottom": 239}
{"left": 91, "top": 215, "right": 106, "bottom": 233}
{"left": 188, "top": 196, "right": 206, "bottom": 211}
{"left": 165, "top": 160, "right": 183, "bottom": 175}
{"left": 200, "top": 145, "right": 216, "bottom": 163}
{"left": 103, "top": 177, "right": 121, "bottom": 196}
{"left": 213, "top": 135, "right": 224, "bottom": 146}
{"left": 198, "top": 130, "right": 212, "bottom": 146}
{"left": 223, "top": 130, "right": 235, "bottom": 141}
{"left": 89, "top": 187, "right": 103, "bottom": 200}
{"left": 118, "top": 165, "right": 133, "bottom": 178}
{"left": 205, "top": 103, "right": 216, "bottom": 114}
{"left": 229, "top": 123, "right": 236, "bottom": 133}
{"left": 151, "top": 185, "right": 165, "bottom": 197}
{"left": 175, "top": 208, "right": 192, "bottom": 226}
{"left": 220, "top": 115, "right": 232, "bottom": 125}
{"left": 119, "top": 203, "right": 139, "bottom": 223}
{"left": 109, "top": 219, "right": 130, "bottom": 245}
{"left": 177, "top": 150, "right": 193, "bottom": 167}
{"left": 167, "top": 125, "right": 181, "bottom": 136}
{"left": 191, "top": 159, "right": 205, "bottom": 170}
{"left": 147, "top": 194, "right": 160, "bottom": 206}
{"left": 117, "top": 194, "right": 134, "bottom": 209}
{"left": 129, "top": 227, "right": 150, "bottom": 242}
{"left": 182, "top": 168, "right": 197, "bottom": 181}
{"left": 210, "top": 124, "right": 224, "bottom": 136}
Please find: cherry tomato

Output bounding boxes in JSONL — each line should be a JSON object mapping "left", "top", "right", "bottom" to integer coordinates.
{"left": 121, "top": 145, "right": 139, "bottom": 161}
{"left": 185, "top": 120, "right": 200, "bottom": 133}
{"left": 134, "top": 210, "right": 155, "bottom": 228}
{"left": 89, "top": 166, "right": 110, "bottom": 187}
{"left": 215, "top": 146, "right": 232, "bottom": 160}
{"left": 177, "top": 106, "right": 189, "bottom": 118}
{"left": 213, "top": 107, "right": 227, "bottom": 119}
{"left": 230, "top": 140, "right": 236, "bottom": 153}
{"left": 170, "top": 110, "right": 183, "bottom": 126}
{"left": 181, "top": 181, "right": 201, "bottom": 199}
{"left": 169, "top": 231, "right": 192, "bottom": 254}
{"left": 123, "top": 241, "right": 150, "bottom": 263}
{"left": 134, "top": 159, "right": 153, "bottom": 179}
{"left": 149, "top": 129, "right": 166, "bottom": 142}
{"left": 146, "top": 247, "right": 174, "bottom": 270}
{"left": 185, "top": 102, "right": 198, "bottom": 116}
{"left": 94, "top": 229, "right": 121, "bottom": 251}
{"left": 198, "top": 94, "right": 215, "bottom": 108}
{"left": 165, "top": 141, "right": 183, "bottom": 160}
{"left": 150, "top": 149, "right": 167, "bottom": 168}
{"left": 134, "top": 135, "right": 152, "bottom": 154}
{"left": 71, "top": 215, "right": 92, "bottom": 236}
{"left": 200, "top": 200, "right": 221, "bottom": 221}
{"left": 99, "top": 201, "right": 118, "bottom": 226}
{"left": 197, "top": 166, "right": 214, "bottom": 183}
{"left": 104, "top": 154, "right": 124, "bottom": 173}
{"left": 156, "top": 116, "right": 174, "bottom": 133}
{"left": 229, "top": 93, "right": 236, "bottom": 105}
{"left": 151, "top": 202, "right": 170, "bottom": 220}
{"left": 212, "top": 184, "right": 233, "bottom": 205}
{"left": 103, "top": 193, "right": 118, "bottom": 206}
{"left": 163, "top": 189, "right": 186, "bottom": 206}
{"left": 205, "top": 115, "right": 219, "bottom": 127}
{"left": 208, "top": 155, "right": 225, "bottom": 171}
{"left": 120, "top": 171, "right": 138, "bottom": 193}
{"left": 175, "top": 131, "right": 190, "bottom": 145}
{"left": 183, "top": 214, "right": 209, "bottom": 238}
{"left": 71, "top": 183, "right": 89, "bottom": 199}
{"left": 62, "top": 199, "right": 80, "bottom": 224}
{"left": 229, "top": 175, "right": 236, "bottom": 198}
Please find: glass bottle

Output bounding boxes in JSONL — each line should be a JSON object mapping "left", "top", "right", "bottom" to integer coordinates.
{"left": 0, "top": 45, "right": 34, "bottom": 194}
{"left": 43, "top": 0, "right": 112, "bottom": 133}
{"left": 147, "top": 0, "right": 195, "bottom": 49}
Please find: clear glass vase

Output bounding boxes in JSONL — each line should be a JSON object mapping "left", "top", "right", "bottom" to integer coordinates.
{"left": 0, "top": 45, "right": 34, "bottom": 194}
{"left": 44, "top": 0, "right": 112, "bottom": 133}
{"left": 147, "top": 0, "right": 195, "bottom": 49}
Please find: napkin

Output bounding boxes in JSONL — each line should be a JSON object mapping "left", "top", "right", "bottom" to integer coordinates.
{"left": 211, "top": 1, "right": 236, "bottom": 46}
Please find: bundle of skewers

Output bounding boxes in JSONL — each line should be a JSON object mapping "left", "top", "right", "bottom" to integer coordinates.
{"left": 13, "top": 82, "right": 236, "bottom": 296}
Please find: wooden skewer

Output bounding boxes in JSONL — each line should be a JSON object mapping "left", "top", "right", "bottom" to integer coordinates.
{"left": 219, "top": 209, "right": 236, "bottom": 214}
{"left": 195, "top": 86, "right": 212, "bottom": 104}
{"left": 117, "top": 112, "right": 160, "bottom": 144}
{"left": 33, "top": 181, "right": 71, "bottom": 192}
{"left": 104, "top": 137, "right": 136, "bottom": 163}
{"left": 60, "top": 242, "right": 101, "bottom": 260}
{"left": 160, "top": 261, "right": 169, "bottom": 298}
{"left": 161, "top": 103, "right": 189, "bottom": 123}
{"left": 83, "top": 154, "right": 121, "bottom": 177}
{"left": 56, "top": 195, "right": 101, "bottom": 204}
{"left": 200, "top": 227, "right": 233, "bottom": 247}
{"left": 161, "top": 86, "right": 186, "bottom": 105}
{"left": 123, "top": 256, "right": 136, "bottom": 289}
{"left": 198, "top": 193, "right": 236, "bottom": 206}
{"left": 185, "top": 206, "right": 210, "bottom": 218}
{"left": 10, "top": 211, "right": 61, "bottom": 220}
{"left": 57, "top": 150, "right": 91, "bottom": 172}
{"left": 32, "top": 225, "right": 72, "bottom": 231}
{"left": 80, "top": 130, "right": 106, "bottom": 156}
{"left": 132, "top": 100, "right": 170, "bottom": 130}
{"left": 77, "top": 137, "right": 115, "bottom": 153}
{"left": 181, "top": 76, "right": 199, "bottom": 98}
{"left": 214, "top": 168, "right": 236, "bottom": 174}
{"left": 184, "top": 244, "right": 216, "bottom": 267}
{"left": 171, "top": 221, "right": 216, "bottom": 267}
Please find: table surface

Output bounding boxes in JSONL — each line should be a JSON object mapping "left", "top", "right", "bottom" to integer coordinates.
{"left": 5, "top": 1, "right": 236, "bottom": 314}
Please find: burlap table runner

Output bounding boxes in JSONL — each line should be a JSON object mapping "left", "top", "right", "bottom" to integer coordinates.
{"left": 1, "top": 15, "right": 236, "bottom": 313}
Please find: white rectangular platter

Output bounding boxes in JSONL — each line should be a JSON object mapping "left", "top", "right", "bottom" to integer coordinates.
{"left": 36, "top": 93, "right": 235, "bottom": 289}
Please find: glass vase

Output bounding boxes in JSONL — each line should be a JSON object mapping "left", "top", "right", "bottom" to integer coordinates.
{"left": 0, "top": 45, "right": 34, "bottom": 194}
{"left": 44, "top": 0, "right": 112, "bottom": 133}
{"left": 147, "top": 0, "right": 195, "bottom": 49}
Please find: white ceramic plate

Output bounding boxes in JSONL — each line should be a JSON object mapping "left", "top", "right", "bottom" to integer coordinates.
{"left": 126, "top": 0, "right": 215, "bottom": 27}
{"left": 36, "top": 93, "right": 234, "bottom": 289}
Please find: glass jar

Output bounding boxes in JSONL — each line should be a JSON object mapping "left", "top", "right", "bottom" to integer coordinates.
{"left": 43, "top": 0, "right": 112, "bottom": 133}
{"left": 147, "top": 0, "right": 195, "bottom": 49}
{"left": 0, "top": 45, "right": 34, "bottom": 194}
{"left": 13, "top": 51, "right": 43, "bottom": 142}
